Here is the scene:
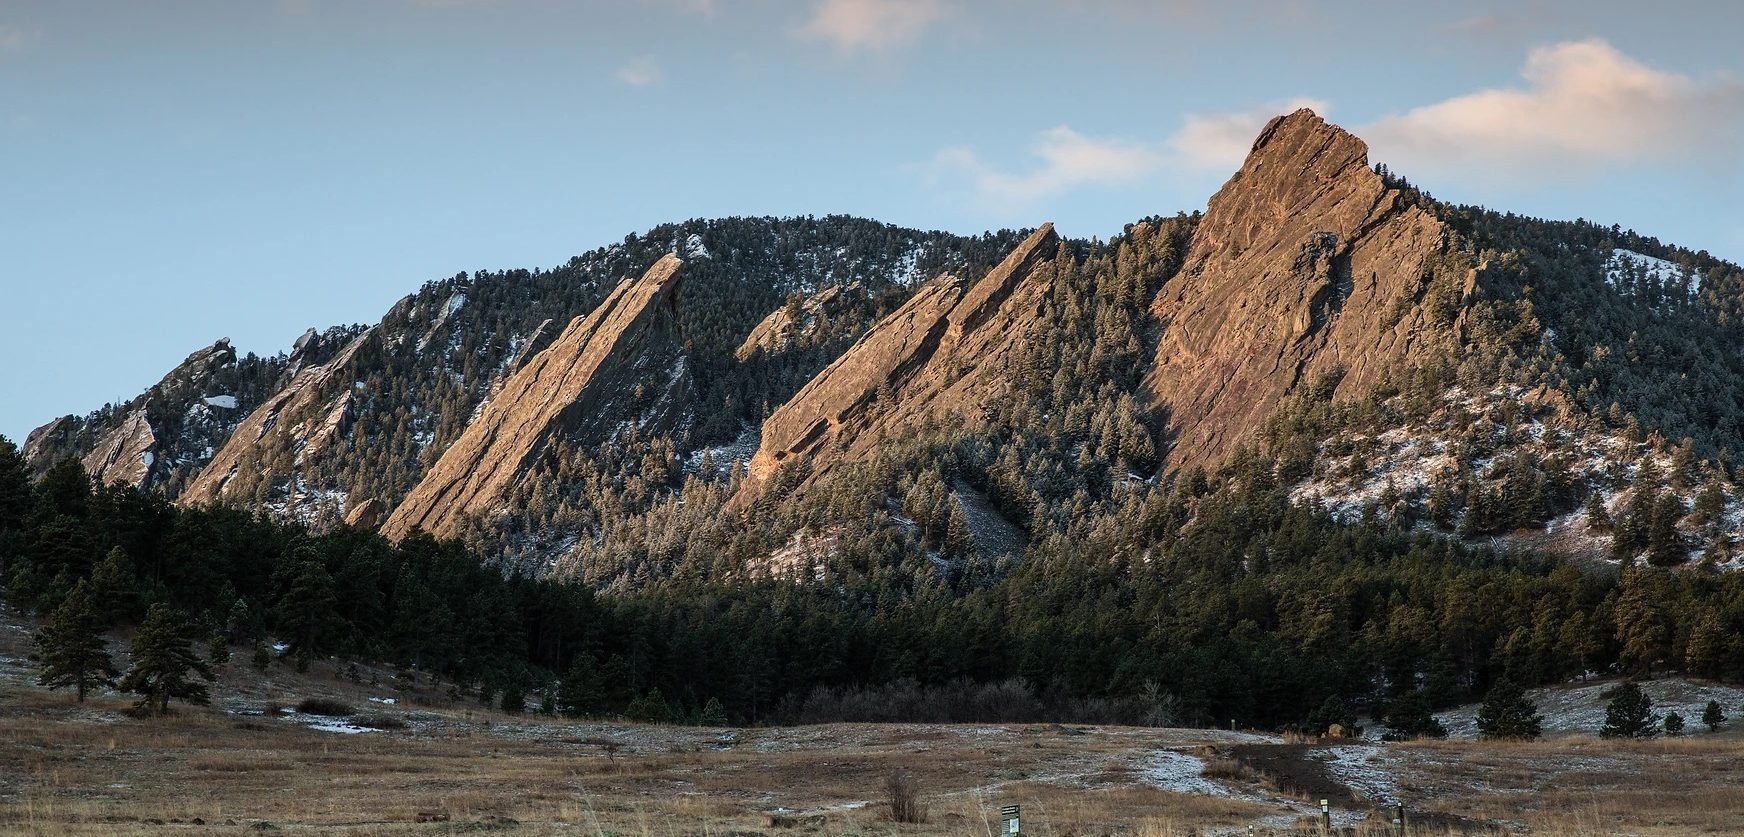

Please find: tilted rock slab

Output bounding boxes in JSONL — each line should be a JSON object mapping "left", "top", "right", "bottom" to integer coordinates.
{"left": 381, "top": 254, "right": 690, "bottom": 541}
{"left": 1144, "top": 109, "right": 1472, "bottom": 473}
{"left": 180, "top": 330, "right": 374, "bottom": 505}
{"left": 739, "top": 224, "right": 1059, "bottom": 498}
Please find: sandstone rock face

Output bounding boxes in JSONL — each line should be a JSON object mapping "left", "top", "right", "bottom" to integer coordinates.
{"left": 1144, "top": 109, "right": 1469, "bottom": 473}
{"left": 740, "top": 225, "right": 1059, "bottom": 495}
{"left": 382, "top": 255, "right": 691, "bottom": 541}
{"left": 25, "top": 338, "right": 238, "bottom": 489}
{"left": 180, "top": 330, "right": 374, "bottom": 505}
{"left": 344, "top": 497, "right": 386, "bottom": 530}
{"left": 82, "top": 410, "right": 157, "bottom": 488}
{"left": 735, "top": 283, "right": 860, "bottom": 360}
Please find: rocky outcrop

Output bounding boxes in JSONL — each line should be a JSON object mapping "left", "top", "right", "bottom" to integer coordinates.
{"left": 381, "top": 255, "right": 692, "bottom": 541}
{"left": 24, "top": 338, "right": 239, "bottom": 489}
{"left": 180, "top": 330, "right": 374, "bottom": 506}
{"left": 736, "top": 283, "right": 862, "bottom": 360}
{"left": 1144, "top": 109, "right": 1471, "bottom": 473}
{"left": 344, "top": 497, "right": 386, "bottom": 530}
{"left": 81, "top": 411, "right": 157, "bottom": 488}
{"left": 739, "top": 225, "right": 1059, "bottom": 496}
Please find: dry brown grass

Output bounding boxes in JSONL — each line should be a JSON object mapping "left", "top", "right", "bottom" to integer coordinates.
{"left": 4, "top": 660, "right": 1744, "bottom": 837}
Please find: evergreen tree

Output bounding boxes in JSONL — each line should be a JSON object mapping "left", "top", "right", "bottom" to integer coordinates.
{"left": 119, "top": 603, "right": 216, "bottom": 715}
{"left": 1703, "top": 700, "right": 1725, "bottom": 732}
{"left": 700, "top": 696, "right": 728, "bottom": 726}
{"left": 1599, "top": 682, "right": 1658, "bottom": 738}
{"left": 251, "top": 641, "right": 272, "bottom": 673}
{"left": 274, "top": 559, "right": 339, "bottom": 669}
{"left": 1382, "top": 690, "right": 1448, "bottom": 741}
{"left": 87, "top": 546, "right": 137, "bottom": 626}
{"left": 557, "top": 653, "right": 607, "bottom": 718}
{"left": 1476, "top": 678, "right": 1542, "bottom": 740}
{"left": 1663, "top": 711, "right": 1685, "bottom": 736}
{"left": 32, "top": 581, "right": 118, "bottom": 702}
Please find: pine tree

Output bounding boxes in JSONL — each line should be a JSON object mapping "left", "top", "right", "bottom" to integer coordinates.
{"left": 275, "top": 559, "right": 339, "bottom": 669}
{"left": 1703, "top": 700, "right": 1725, "bottom": 731}
{"left": 558, "top": 654, "right": 606, "bottom": 718}
{"left": 1476, "top": 677, "right": 1543, "bottom": 740}
{"left": 1382, "top": 690, "right": 1447, "bottom": 741}
{"left": 119, "top": 603, "right": 216, "bottom": 715}
{"left": 32, "top": 581, "right": 118, "bottom": 702}
{"left": 699, "top": 696, "right": 727, "bottom": 727}
{"left": 1663, "top": 711, "right": 1685, "bottom": 736}
{"left": 1599, "top": 682, "right": 1658, "bottom": 738}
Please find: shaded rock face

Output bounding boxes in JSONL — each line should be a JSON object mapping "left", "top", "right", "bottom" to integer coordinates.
{"left": 179, "top": 330, "right": 374, "bottom": 506}
{"left": 25, "top": 338, "right": 239, "bottom": 489}
{"left": 1144, "top": 109, "right": 1470, "bottom": 472}
{"left": 382, "top": 255, "right": 691, "bottom": 541}
{"left": 740, "top": 224, "right": 1059, "bottom": 496}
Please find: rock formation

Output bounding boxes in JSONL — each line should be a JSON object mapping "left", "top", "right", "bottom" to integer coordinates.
{"left": 344, "top": 497, "right": 387, "bottom": 530}
{"left": 24, "top": 338, "right": 238, "bottom": 488}
{"left": 381, "top": 254, "right": 691, "bottom": 541}
{"left": 1144, "top": 109, "right": 1471, "bottom": 472}
{"left": 739, "top": 224, "right": 1059, "bottom": 496}
{"left": 735, "top": 283, "right": 861, "bottom": 360}
{"left": 180, "top": 330, "right": 374, "bottom": 505}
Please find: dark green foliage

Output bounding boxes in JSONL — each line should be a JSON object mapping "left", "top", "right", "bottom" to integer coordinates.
{"left": 1663, "top": 711, "right": 1685, "bottom": 735}
{"left": 1382, "top": 691, "right": 1448, "bottom": 741}
{"left": 32, "top": 580, "right": 118, "bottom": 702}
{"left": 251, "top": 642, "right": 272, "bottom": 673}
{"left": 557, "top": 654, "right": 606, "bottom": 718}
{"left": 1703, "top": 700, "right": 1725, "bottom": 731}
{"left": 700, "top": 696, "right": 727, "bottom": 726}
{"left": 1476, "top": 678, "right": 1542, "bottom": 740}
{"left": 1600, "top": 681, "right": 1658, "bottom": 738}
{"left": 120, "top": 603, "right": 216, "bottom": 714}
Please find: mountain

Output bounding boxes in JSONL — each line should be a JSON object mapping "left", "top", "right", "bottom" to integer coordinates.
{"left": 13, "top": 108, "right": 1744, "bottom": 734}
{"left": 22, "top": 109, "right": 1744, "bottom": 577}
{"left": 1144, "top": 109, "right": 1470, "bottom": 473}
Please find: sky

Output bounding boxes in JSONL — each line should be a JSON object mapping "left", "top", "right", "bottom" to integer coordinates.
{"left": 4, "top": 0, "right": 1744, "bottom": 442}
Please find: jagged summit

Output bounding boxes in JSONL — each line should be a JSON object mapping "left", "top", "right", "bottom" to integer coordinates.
{"left": 381, "top": 254, "right": 692, "bottom": 541}
{"left": 1144, "top": 108, "right": 1470, "bottom": 471}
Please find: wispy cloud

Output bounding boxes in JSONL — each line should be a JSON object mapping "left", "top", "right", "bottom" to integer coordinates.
{"left": 1168, "top": 97, "right": 1330, "bottom": 171}
{"left": 0, "top": 25, "right": 33, "bottom": 53}
{"left": 615, "top": 56, "right": 664, "bottom": 87}
{"left": 1364, "top": 39, "right": 1744, "bottom": 179}
{"left": 796, "top": 0, "right": 951, "bottom": 54}
{"left": 929, "top": 126, "right": 1165, "bottom": 210}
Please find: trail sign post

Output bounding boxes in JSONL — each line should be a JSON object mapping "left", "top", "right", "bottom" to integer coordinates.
{"left": 1001, "top": 804, "right": 1020, "bottom": 836}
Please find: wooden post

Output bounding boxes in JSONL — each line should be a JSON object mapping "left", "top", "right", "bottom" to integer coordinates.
{"left": 1393, "top": 801, "right": 1406, "bottom": 836}
{"left": 1000, "top": 804, "right": 1020, "bottom": 837}
{"left": 1320, "top": 799, "right": 1332, "bottom": 835}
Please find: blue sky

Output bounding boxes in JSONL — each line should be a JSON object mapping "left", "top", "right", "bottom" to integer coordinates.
{"left": 4, "top": 0, "right": 1743, "bottom": 442}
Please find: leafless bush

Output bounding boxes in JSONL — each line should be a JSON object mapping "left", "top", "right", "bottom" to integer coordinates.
{"left": 885, "top": 771, "right": 926, "bottom": 824}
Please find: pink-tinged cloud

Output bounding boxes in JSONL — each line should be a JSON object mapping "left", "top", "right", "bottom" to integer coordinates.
{"left": 797, "top": 0, "right": 951, "bottom": 54}
{"left": 1364, "top": 39, "right": 1744, "bottom": 178}
{"left": 930, "top": 125, "right": 1165, "bottom": 210}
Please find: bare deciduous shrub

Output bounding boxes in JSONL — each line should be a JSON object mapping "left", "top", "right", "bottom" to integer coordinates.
{"left": 886, "top": 771, "right": 926, "bottom": 824}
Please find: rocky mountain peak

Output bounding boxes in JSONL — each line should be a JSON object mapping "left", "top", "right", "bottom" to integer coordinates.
{"left": 1144, "top": 109, "right": 1470, "bottom": 472}
{"left": 380, "top": 254, "right": 691, "bottom": 541}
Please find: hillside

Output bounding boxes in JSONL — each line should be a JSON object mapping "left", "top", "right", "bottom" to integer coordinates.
{"left": 8, "top": 110, "right": 1744, "bottom": 737}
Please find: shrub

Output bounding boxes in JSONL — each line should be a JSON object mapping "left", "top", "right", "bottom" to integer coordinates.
{"left": 885, "top": 771, "right": 926, "bottom": 824}
{"left": 295, "top": 697, "right": 354, "bottom": 717}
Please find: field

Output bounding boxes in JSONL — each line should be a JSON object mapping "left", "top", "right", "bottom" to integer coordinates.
{"left": 3, "top": 609, "right": 1743, "bottom": 836}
